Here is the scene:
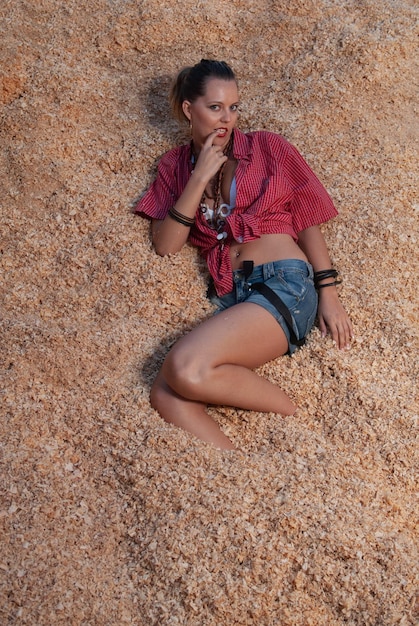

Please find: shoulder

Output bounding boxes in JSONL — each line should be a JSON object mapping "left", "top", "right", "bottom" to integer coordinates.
{"left": 235, "top": 128, "right": 291, "bottom": 158}
{"left": 254, "top": 130, "right": 292, "bottom": 154}
{"left": 158, "top": 144, "right": 190, "bottom": 167}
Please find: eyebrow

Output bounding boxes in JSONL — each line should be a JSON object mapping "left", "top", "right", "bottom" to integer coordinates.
{"left": 207, "top": 100, "right": 241, "bottom": 105}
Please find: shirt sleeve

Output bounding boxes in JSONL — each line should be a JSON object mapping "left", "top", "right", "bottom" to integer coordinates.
{"left": 282, "top": 141, "right": 338, "bottom": 233}
{"left": 134, "top": 148, "right": 181, "bottom": 220}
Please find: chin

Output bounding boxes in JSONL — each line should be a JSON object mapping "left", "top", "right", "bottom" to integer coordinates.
{"left": 215, "top": 133, "right": 230, "bottom": 145}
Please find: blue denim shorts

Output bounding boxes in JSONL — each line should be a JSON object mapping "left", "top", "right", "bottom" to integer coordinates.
{"left": 209, "top": 259, "right": 318, "bottom": 355}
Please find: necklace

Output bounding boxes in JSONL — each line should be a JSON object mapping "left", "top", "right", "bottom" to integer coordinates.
{"left": 192, "top": 133, "right": 234, "bottom": 241}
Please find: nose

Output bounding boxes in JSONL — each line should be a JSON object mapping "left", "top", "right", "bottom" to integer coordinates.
{"left": 220, "top": 107, "right": 231, "bottom": 122}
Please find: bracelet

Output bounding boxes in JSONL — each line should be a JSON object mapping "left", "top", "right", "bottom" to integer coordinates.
{"left": 314, "top": 268, "right": 342, "bottom": 289}
{"left": 314, "top": 269, "right": 339, "bottom": 282}
{"left": 316, "top": 280, "right": 342, "bottom": 289}
{"left": 168, "top": 207, "right": 195, "bottom": 227}
{"left": 170, "top": 206, "right": 195, "bottom": 223}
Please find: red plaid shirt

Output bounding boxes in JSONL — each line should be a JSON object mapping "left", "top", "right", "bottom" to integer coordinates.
{"left": 136, "top": 129, "right": 338, "bottom": 296}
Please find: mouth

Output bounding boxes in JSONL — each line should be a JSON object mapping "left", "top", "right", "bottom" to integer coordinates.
{"left": 215, "top": 128, "right": 228, "bottom": 137}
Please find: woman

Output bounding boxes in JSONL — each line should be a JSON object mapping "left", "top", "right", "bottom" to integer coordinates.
{"left": 136, "top": 59, "right": 352, "bottom": 450}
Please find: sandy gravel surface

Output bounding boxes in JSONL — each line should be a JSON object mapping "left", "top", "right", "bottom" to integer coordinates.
{"left": 1, "top": 1, "right": 418, "bottom": 624}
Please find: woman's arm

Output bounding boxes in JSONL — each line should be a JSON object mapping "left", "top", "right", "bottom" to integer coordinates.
{"left": 298, "top": 225, "right": 353, "bottom": 349}
{"left": 151, "top": 172, "right": 207, "bottom": 255}
{"left": 152, "top": 131, "right": 228, "bottom": 256}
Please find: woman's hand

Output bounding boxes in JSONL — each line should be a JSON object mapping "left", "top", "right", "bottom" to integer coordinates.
{"left": 297, "top": 225, "right": 353, "bottom": 350}
{"left": 151, "top": 131, "right": 228, "bottom": 256}
{"left": 317, "top": 288, "right": 353, "bottom": 350}
{"left": 193, "top": 131, "right": 228, "bottom": 183}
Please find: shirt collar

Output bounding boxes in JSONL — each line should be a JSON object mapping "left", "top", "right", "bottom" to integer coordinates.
{"left": 232, "top": 128, "right": 252, "bottom": 161}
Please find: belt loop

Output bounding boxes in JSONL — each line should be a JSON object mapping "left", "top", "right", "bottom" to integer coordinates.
{"left": 263, "top": 262, "right": 275, "bottom": 281}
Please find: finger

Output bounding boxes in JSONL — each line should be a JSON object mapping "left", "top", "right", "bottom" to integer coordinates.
{"left": 338, "top": 318, "right": 353, "bottom": 350}
{"left": 330, "top": 324, "right": 340, "bottom": 348}
{"left": 338, "top": 324, "right": 352, "bottom": 350}
{"left": 318, "top": 316, "right": 328, "bottom": 339}
{"left": 345, "top": 322, "right": 354, "bottom": 348}
{"left": 338, "top": 330, "right": 347, "bottom": 350}
{"left": 203, "top": 130, "right": 220, "bottom": 148}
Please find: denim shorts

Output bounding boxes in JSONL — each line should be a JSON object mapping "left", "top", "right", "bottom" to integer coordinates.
{"left": 209, "top": 259, "right": 318, "bottom": 355}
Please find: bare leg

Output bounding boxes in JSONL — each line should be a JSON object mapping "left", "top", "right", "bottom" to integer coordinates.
{"left": 163, "top": 303, "right": 295, "bottom": 406}
{"left": 151, "top": 371, "right": 235, "bottom": 450}
{"left": 150, "top": 302, "right": 297, "bottom": 449}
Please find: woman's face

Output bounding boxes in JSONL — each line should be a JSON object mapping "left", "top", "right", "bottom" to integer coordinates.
{"left": 182, "top": 78, "right": 240, "bottom": 152}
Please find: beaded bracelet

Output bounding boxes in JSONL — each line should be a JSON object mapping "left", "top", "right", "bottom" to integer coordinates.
{"left": 314, "top": 269, "right": 342, "bottom": 289}
{"left": 168, "top": 207, "right": 195, "bottom": 227}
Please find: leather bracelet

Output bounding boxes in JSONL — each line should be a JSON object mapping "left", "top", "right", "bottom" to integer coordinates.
{"left": 314, "top": 269, "right": 339, "bottom": 282}
{"left": 316, "top": 279, "right": 342, "bottom": 289}
{"left": 168, "top": 207, "right": 195, "bottom": 227}
{"left": 314, "top": 268, "right": 341, "bottom": 289}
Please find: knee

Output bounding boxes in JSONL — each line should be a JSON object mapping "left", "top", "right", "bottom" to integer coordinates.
{"left": 162, "top": 345, "right": 209, "bottom": 399}
{"left": 150, "top": 373, "right": 176, "bottom": 421}
{"left": 150, "top": 376, "right": 163, "bottom": 413}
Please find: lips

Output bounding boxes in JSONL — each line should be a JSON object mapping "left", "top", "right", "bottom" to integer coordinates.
{"left": 216, "top": 128, "right": 228, "bottom": 136}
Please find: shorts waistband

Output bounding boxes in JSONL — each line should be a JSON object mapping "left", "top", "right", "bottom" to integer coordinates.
{"left": 232, "top": 259, "right": 313, "bottom": 283}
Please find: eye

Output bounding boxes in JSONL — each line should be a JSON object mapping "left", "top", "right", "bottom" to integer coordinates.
{"left": 231, "top": 104, "right": 240, "bottom": 112}
{"left": 209, "top": 105, "right": 220, "bottom": 111}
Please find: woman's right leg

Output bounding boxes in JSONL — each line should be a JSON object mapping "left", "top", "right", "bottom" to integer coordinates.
{"left": 161, "top": 301, "right": 295, "bottom": 414}
{"left": 150, "top": 300, "right": 296, "bottom": 450}
{"left": 150, "top": 370, "right": 236, "bottom": 450}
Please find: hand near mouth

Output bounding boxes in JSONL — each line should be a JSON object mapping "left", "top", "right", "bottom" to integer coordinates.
{"left": 193, "top": 131, "right": 229, "bottom": 183}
